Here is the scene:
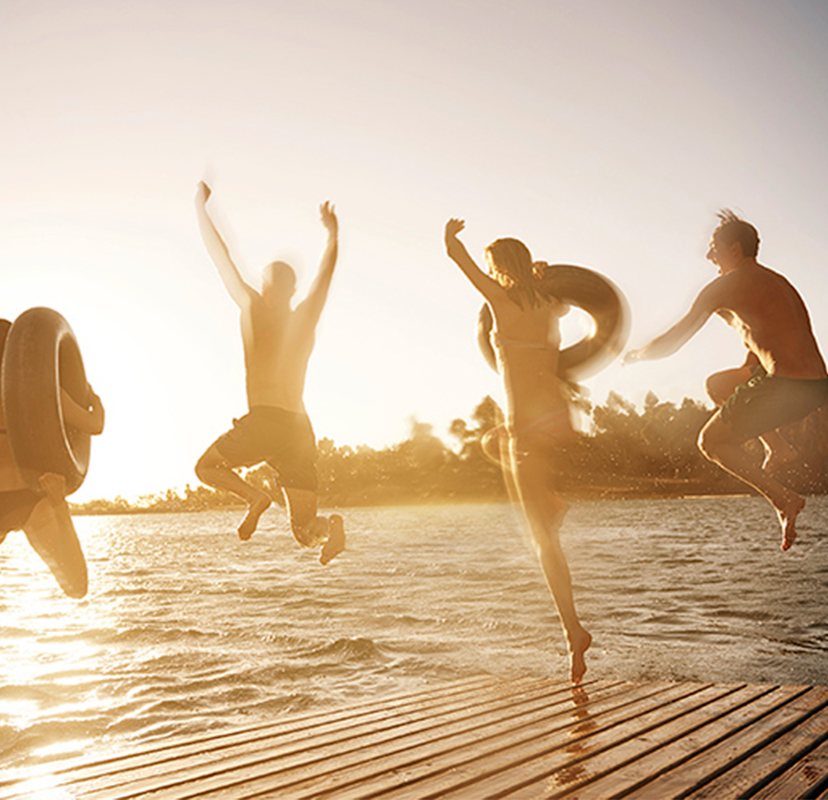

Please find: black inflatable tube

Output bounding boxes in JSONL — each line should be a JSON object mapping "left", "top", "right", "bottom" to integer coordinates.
{"left": 478, "top": 264, "right": 630, "bottom": 381}
{"left": 1, "top": 307, "right": 91, "bottom": 495}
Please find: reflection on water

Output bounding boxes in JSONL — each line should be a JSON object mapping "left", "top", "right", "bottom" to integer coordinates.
{"left": 551, "top": 686, "right": 600, "bottom": 789}
{"left": 1, "top": 496, "right": 827, "bottom": 774}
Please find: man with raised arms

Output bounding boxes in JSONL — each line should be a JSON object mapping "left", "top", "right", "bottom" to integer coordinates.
{"left": 194, "top": 182, "right": 345, "bottom": 564}
{"left": 625, "top": 210, "right": 828, "bottom": 551}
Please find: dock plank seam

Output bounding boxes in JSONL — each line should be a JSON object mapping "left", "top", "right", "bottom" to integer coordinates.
{"left": 54, "top": 679, "right": 617, "bottom": 799}
{"left": 625, "top": 686, "right": 827, "bottom": 799}
{"left": 116, "top": 683, "right": 659, "bottom": 799}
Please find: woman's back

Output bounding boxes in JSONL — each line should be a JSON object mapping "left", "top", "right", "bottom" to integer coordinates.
{"left": 490, "top": 293, "right": 569, "bottom": 433}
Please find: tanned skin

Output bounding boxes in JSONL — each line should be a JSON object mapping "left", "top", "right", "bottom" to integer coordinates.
{"left": 193, "top": 182, "right": 344, "bottom": 564}
{"left": 625, "top": 229, "right": 826, "bottom": 550}
{"left": 0, "top": 382, "right": 104, "bottom": 598}
{"left": 445, "top": 218, "right": 591, "bottom": 684}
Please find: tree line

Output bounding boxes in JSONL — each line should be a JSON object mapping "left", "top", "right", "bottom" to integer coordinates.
{"left": 71, "top": 391, "right": 828, "bottom": 515}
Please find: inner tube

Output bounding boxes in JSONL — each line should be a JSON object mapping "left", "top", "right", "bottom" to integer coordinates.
{"left": 478, "top": 263, "right": 630, "bottom": 381}
{"left": 1, "top": 307, "right": 91, "bottom": 495}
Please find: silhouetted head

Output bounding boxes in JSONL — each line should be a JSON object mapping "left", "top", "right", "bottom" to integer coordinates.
{"left": 262, "top": 261, "right": 296, "bottom": 302}
{"left": 707, "top": 209, "right": 760, "bottom": 271}
{"left": 485, "top": 237, "right": 544, "bottom": 306}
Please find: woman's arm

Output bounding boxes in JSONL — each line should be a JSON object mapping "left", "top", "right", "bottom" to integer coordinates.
{"left": 444, "top": 219, "right": 504, "bottom": 302}
{"left": 61, "top": 386, "right": 104, "bottom": 435}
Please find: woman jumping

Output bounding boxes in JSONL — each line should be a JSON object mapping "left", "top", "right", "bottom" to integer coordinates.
{"left": 445, "top": 218, "right": 591, "bottom": 683}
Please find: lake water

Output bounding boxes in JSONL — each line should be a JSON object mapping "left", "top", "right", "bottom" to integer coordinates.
{"left": 1, "top": 496, "right": 827, "bottom": 779}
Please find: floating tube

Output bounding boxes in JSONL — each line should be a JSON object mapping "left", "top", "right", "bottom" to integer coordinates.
{"left": 478, "top": 264, "right": 630, "bottom": 381}
{"left": 1, "top": 307, "right": 91, "bottom": 495}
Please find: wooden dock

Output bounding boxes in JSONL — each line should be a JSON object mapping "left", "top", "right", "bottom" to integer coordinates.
{"left": 3, "top": 675, "right": 828, "bottom": 799}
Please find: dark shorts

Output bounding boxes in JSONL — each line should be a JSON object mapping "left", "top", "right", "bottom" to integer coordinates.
{"left": 214, "top": 406, "right": 318, "bottom": 492}
{"left": 721, "top": 366, "right": 828, "bottom": 438}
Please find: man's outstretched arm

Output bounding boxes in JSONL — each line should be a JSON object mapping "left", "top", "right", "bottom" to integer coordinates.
{"left": 624, "top": 282, "right": 720, "bottom": 364}
{"left": 296, "top": 201, "right": 338, "bottom": 326}
{"left": 195, "top": 182, "right": 256, "bottom": 309}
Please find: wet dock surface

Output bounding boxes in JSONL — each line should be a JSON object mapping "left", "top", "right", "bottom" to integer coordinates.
{"left": 2, "top": 675, "right": 828, "bottom": 798}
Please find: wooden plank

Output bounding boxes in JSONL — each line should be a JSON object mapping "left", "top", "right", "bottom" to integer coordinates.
{"left": 0, "top": 675, "right": 523, "bottom": 799}
{"left": 409, "top": 684, "right": 740, "bottom": 800}
{"left": 626, "top": 686, "right": 828, "bottom": 799}
{"left": 56, "top": 677, "right": 614, "bottom": 800}
{"left": 7, "top": 679, "right": 828, "bottom": 800}
{"left": 686, "top": 703, "right": 828, "bottom": 799}
{"left": 500, "top": 683, "right": 777, "bottom": 800}
{"left": 742, "top": 735, "right": 828, "bottom": 800}
{"left": 124, "top": 682, "right": 681, "bottom": 800}
{"left": 0, "top": 674, "right": 501, "bottom": 796}
{"left": 300, "top": 683, "right": 693, "bottom": 800}
{"left": 294, "top": 683, "right": 708, "bottom": 800}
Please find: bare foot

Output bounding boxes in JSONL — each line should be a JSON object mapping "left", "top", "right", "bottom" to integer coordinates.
{"left": 762, "top": 443, "right": 798, "bottom": 475}
{"left": 320, "top": 514, "right": 345, "bottom": 565}
{"left": 238, "top": 496, "right": 271, "bottom": 541}
{"left": 568, "top": 628, "right": 592, "bottom": 685}
{"left": 777, "top": 494, "right": 805, "bottom": 551}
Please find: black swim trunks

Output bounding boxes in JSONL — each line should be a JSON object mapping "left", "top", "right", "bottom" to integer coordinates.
{"left": 721, "top": 366, "right": 828, "bottom": 438}
{"left": 214, "top": 406, "right": 318, "bottom": 492}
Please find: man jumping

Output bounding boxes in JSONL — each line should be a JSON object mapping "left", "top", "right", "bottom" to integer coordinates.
{"left": 625, "top": 210, "right": 828, "bottom": 551}
{"left": 194, "top": 182, "right": 345, "bottom": 564}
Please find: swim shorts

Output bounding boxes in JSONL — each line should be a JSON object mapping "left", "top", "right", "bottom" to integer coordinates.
{"left": 214, "top": 406, "right": 318, "bottom": 492}
{"left": 0, "top": 488, "right": 42, "bottom": 537}
{"left": 720, "top": 366, "right": 828, "bottom": 438}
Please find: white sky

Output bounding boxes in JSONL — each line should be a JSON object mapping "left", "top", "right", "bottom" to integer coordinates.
{"left": 2, "top": 0, "right": 827, "bottom": 501}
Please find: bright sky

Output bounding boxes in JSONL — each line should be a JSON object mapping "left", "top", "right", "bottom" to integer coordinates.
{"left": 2, "top": 0, "right": 827, "bottom": 502}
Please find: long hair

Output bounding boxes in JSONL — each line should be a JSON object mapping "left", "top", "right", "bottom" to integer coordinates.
{"left": 484, "top": 237, "right": 546, "bottom": 307}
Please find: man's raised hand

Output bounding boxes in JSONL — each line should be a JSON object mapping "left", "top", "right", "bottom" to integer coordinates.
{"left": 320, "top": 201, "right": 338, "bottom": 235}
{"left": 196, "top": 181, "right": 212, "bottom": 205}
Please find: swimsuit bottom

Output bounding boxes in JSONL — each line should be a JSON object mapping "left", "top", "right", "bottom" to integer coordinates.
{"left": 215, "top": 406, "right": 318, "bottom": 492}
{"left": 721, "top": 367, "right": 828, "bottom": 439}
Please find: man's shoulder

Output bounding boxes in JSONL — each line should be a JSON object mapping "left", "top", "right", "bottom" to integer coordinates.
{"left": 696, "top": 273, "right": 736, "bottom": 306}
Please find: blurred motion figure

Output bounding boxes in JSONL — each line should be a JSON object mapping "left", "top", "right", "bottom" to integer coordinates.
{"left": 625, "top": 210, "right": 828, "bottom": 550}
{"left": 445, "top": 218, "right": 592, "bottom": 684}
{"left": 194, "top": 182, "right": 345, "bottom": 564}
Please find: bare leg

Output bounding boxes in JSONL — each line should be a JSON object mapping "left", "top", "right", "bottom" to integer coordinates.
{"left": 509, "top": 433, "right": 591, "bottom": 683}
{"left": 23, "top": 474, "right": 88, "bottom": 598}
{"left": 759, "top": 430, "right": 798, "bottom": 474}
{"left": 482, "top": 425, "right": 520, "bottom": 505}
{"left": 699, "top": 414, "right": 804, "bottom": 550}
{"left": 195, "top": 445, "right": 270, "bottom": 540}
{"left": 283, "top": 487, "right": 345, "bottom": 565}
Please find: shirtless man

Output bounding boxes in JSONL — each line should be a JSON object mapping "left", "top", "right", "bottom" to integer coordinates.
{"left": 194, "top": 182, "right": 345, "bottom": 564}
{"left": 0, "top": 318, "right": 105, "bottom": 598}
{"left": 625, "top": 210, "right": 828, "bottom": 550}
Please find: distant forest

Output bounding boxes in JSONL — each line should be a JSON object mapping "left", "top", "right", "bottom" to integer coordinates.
{"left": 70, "top": 391, "right": 828, "bottom": 515}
